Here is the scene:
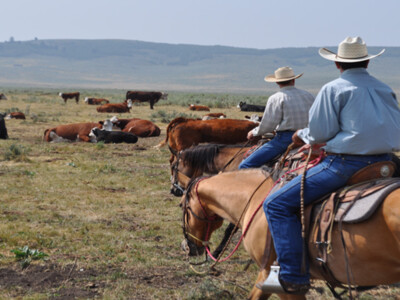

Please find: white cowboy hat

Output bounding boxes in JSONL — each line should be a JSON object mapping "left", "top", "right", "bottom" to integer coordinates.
{"left": 264, "top": 66, "right": 303, "bottom": 83}
{"left": 319, "top": 36, "right": 385, "bottom": 63}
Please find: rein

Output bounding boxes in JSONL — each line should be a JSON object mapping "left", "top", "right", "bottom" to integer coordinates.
{"left": 220, "top": 140, "right": 251, "bottom": 172}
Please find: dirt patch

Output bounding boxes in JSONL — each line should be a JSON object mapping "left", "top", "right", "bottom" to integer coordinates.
{"left": 0, "top": 263, "right": 102, "bottom": 299}
{"left": 0, "top": 262, "right": 198, "bottom": 299}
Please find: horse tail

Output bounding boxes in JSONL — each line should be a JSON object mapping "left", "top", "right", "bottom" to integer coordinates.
{"left": 155, "top": 117, "right": 189, "bottom": 148}
{"left": 182, "top": 144, "right": 220, "bottom": 173}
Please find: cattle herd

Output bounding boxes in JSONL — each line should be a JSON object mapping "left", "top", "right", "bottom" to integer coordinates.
{"left": 0, "top": 90, "right": 266, "bottom": 143}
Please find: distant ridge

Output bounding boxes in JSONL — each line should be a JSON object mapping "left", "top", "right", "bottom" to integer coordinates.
{"left": 0, "top": 39, "right": 399, "bottom": 94}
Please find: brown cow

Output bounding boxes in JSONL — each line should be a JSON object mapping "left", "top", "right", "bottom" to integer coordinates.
{"left": 126, "top": 91, "right": 168, "bottom": 109}
{"left": 156, "top": 117, "right": 258, "bottom": 159}
{"left": 111, "top": 117, "right": 161, "bottom": 137}
{"left": 44, "top": 122, "right": 104, "bottom": 142}
{"left": 59, "top": 92, "right": 80, "bottom": 104}
{"left": 0, "top": 93, "right": 7, "bottom": 100}
{"left": 5, "top": 112, "right": 26, "bottom": 119}
{"left": 84, "top": 97, "right": 110, "bottom": 105}
{"left": 96, "top": 99, "right": 132, "bottom": 113}
{"left": 189, "top": 104, "right": 210, "bottom": 111}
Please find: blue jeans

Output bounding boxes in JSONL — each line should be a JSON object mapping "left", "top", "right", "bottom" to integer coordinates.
{"left": 263, "top": 153, "right": 391, "bottom": 284}
{"left": 238, "top": 131, "right": 295, "bottom": 169}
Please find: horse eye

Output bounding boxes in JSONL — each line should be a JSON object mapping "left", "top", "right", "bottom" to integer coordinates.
{"left": 179, "top": 203, "right": 182, "bottom": 208}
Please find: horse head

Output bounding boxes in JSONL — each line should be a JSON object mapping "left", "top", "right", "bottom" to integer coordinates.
{"left": 180, "top": 177, "right": 223, "bottom": 256}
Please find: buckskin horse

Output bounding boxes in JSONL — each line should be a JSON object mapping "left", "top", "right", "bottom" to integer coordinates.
{"left": 170, "top": 143, "right": 254, "bottom": 197}
{"left": 181, "top": 168, "right": 400, "bottom": 300}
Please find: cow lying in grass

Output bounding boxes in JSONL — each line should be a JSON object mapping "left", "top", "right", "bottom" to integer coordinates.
{"left": 189, "top": 104, "right": 210, "bottom": 111}
{"left": 89, "top": 127, "right": 138, "bottom": 144}
{"left": 43, "top": 120, "right": 113, "bottom": 142}
{"left": 5, "top": 112, "right": 26, "bottom": 119}
{"left": 96, "top": 99, "right": 132, "bottom": 113}
{"left": 110, "top": 116, "right": 160, "bottom": 137}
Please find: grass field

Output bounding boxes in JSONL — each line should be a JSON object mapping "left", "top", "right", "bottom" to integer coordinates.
{"left": 0, "top": 89, "right": 399, "bottom": 300}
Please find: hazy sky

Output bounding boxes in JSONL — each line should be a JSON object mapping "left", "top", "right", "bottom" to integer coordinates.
{"left": 2, "top": 0, "right": 400, "bottom": 49}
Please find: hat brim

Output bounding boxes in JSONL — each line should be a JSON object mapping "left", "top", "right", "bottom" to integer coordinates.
{"left": 319, "top": 48, "right": 385, "bottom": 63}
{"left": 264, "top": 73, "right": 303, "bottom": 83}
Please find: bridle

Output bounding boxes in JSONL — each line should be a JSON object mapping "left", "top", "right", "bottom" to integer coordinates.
{"left": 181, "top": 177, "right": 222, "bottom": 253}
{"left": 170, "top": 150, "right": 189, "bottom": 196}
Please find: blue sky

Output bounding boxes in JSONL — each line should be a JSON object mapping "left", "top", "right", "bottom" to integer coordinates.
{"left": 2, "top": 0, "right": 400, "bottom": 49}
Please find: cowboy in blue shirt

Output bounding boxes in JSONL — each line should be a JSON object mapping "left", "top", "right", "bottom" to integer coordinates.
{"left": 261, "top": 37, "right": 400, "bottom": 295}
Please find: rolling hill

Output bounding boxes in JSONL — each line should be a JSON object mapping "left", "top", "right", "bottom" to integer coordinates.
{"left": 1, "top": 39, "right": 400, "bottom": 94}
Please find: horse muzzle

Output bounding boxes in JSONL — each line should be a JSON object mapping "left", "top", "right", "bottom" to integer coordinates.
{"left": 181, "top": 239, "right": 205, "bottom": 256}
{"left": 171, "top": 183, "right": 184, "bottom": 197}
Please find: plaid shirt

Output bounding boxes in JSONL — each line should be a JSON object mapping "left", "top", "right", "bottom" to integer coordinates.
{"left": 252, "top": 86, "right": 314, "bottom": 136}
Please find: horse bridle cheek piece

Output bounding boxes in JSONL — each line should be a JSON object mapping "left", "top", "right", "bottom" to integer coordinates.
{"left": 182, "top": 177, "right": 219, "bottom": 248}
{"left": 171, "top": 151, "right": 186, "bottom": 195}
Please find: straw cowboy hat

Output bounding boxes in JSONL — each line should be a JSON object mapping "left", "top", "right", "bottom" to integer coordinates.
{"left": 319, "top": 36, "right": 385, "bottom": 63}
{"left": 264, "top": 66, "right": 303, "bottom": 83}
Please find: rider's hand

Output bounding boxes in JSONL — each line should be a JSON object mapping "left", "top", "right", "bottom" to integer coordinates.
{"left": 292, "top": 130, "right": 305, "bottom": 147}
{"left": 247, "top": 131, "right": 254, "bottom": 140}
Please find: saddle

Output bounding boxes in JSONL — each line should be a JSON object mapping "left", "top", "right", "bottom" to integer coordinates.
{"left": 305, "top": 162, "right": 399, "bottom": 288}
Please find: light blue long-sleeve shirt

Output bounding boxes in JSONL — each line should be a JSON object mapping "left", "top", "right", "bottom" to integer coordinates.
{"left": 298, "top": 68, "right": 400, "bottom": 154}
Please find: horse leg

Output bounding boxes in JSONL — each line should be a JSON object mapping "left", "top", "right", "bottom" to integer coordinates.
{"left": 211, "top": 222, "right": 238, "bottom": 258}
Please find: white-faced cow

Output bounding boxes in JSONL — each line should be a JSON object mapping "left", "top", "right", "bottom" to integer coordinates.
{"left": 125, "top": 91, "right": 167, "bottom": 109}
{"left": 59, "top": 92, "right": 80, "bottom": 104}
{"left": 5, "top": 112, "right": 26, "bottom": 120}
{"left": 84, "top": 97, "right": 110, "bottom": 105}
{"left": 96, "top": 99, "right": 132, "bottom": 113}
{"left": 189, "top": 104, "right": 210, "bottom": 111}
{"left": 0, "top": 93, "right": 7, "bottom": 100}
{"left": 44, "top": 122, "right": 106, "bottom": 142}
{"left": 111, "top": 116, "right": 161, "bottom": 137}
{"left": 89, "top": 127, "right": 138, "bottom": 144}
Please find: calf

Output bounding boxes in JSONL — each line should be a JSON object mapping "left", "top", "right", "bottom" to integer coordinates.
{"left": 89, "top": 127, "right": 138, "bottom": 144}
{"left": 245, "top": 114, "right": 262, "bottom": 123}
{"left": 59, "top": 92, "right": 80, "bottom": 104}
{"left": 0, "top": 93, "right": 7, "bottom": 100}
{"left": 96, "top": 99, "right": 132, "bottom": 113}
{"left": 237, "top": 101, "right": 265, "bottom": 112}
{"left": 126, "top": 91, "right": 167, "bottom": 109}
{"left": 189, "top": 104, "right": 210, "bottom": 111}
{"left": 84, "top": 97, "right": 110, "bottom": 105}
{"left": 5, "top": 112, "right": 26, "bottom": 119}
{"left": 0, "top": 114, "right": 8, "bottom": 139}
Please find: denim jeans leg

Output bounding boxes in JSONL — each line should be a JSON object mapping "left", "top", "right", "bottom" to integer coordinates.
{"left": 239, "top": 132, "right": 294, "bottom": 169}
{"left": 263, "top": 156, "right": 371, "bottom": 284}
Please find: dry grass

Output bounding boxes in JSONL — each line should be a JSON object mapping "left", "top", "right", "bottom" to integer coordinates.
{"left": 0, "top": 90, "right": 399, "bottom": 299}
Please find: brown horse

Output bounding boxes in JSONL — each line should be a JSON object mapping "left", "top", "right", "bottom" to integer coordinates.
{"left": 170, "top": 143, "right": 254, "bottom": 196}
{"left": 181, "top": 169, "right": 400, "bottom": 300}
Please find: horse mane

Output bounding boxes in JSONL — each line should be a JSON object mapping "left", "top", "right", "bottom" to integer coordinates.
{"left": 181, "top": 144, "right": 221, "bottom": 172}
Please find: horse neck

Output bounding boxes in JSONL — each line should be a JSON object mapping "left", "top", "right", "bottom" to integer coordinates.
{"left": 214, "top": 147, "right": 250, "bottom": 171}
{"left": 199, "top": 171, "right": 273, "bottom": 228}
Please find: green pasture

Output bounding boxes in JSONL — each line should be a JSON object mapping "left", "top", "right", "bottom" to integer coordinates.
{"left": 0, "top": 89, "right": 398, "bottom": 299}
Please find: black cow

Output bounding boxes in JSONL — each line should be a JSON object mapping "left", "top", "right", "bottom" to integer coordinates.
{"left": 237, "top": 101, "right": 265, "bottom": 112}
{"left": 0, "top": 113, "right": 9, "bottom": 139}
{"left": 125, "top": 91, "right": 168, "bottom": 109}
{"left": 89, "top": 128, "right": 138, "bottom": 144}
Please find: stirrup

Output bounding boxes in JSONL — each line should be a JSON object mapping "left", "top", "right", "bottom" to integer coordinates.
{"left": 257, "top": 265, "right": 285, "bottom": 294}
